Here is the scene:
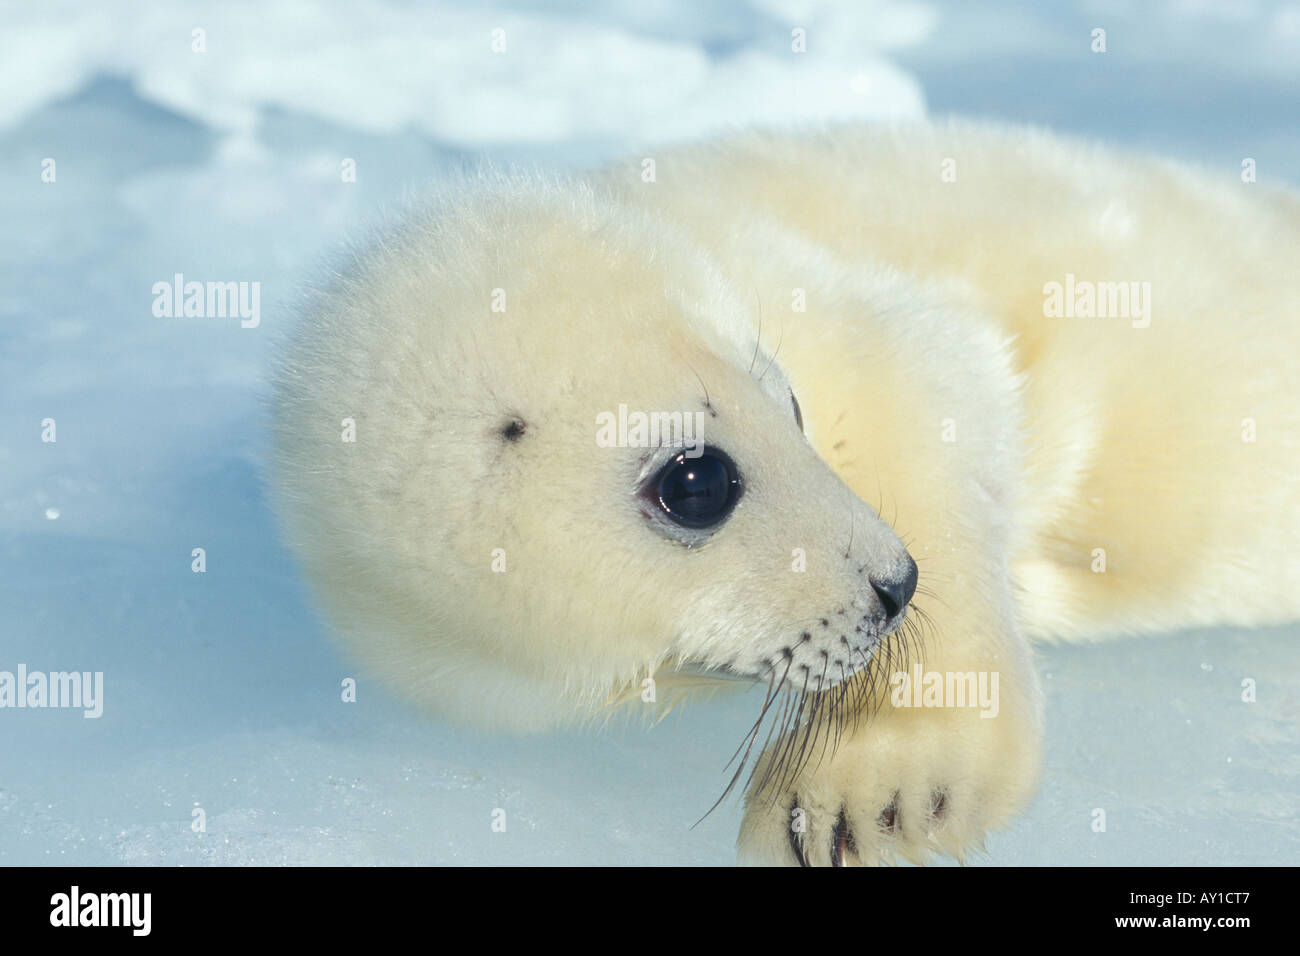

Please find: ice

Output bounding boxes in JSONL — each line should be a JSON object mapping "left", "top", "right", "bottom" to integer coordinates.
{"left": 1, "top": 0, "right": 1297, "bottom": 865}
{"left": 0, "top": 0, "right": 926, "bottom": 147}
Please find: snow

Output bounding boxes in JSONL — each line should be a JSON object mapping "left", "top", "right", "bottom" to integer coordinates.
{"left": 0, "top": 0, "right": 927, "bottom": 147}
{"left": 1, "top": 0, "right": 1297, "bottom": 865}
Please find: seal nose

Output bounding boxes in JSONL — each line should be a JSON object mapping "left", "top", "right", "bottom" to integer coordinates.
{"left": 870, "top": 556, "right": 918, "bottom": 620}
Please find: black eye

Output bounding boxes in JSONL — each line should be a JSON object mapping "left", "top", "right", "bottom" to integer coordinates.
{"left": 651, "top": 447, "right": 742, "bottom": 530}
{"left": 790, "top": 390, "right": 803, "bottom": 433}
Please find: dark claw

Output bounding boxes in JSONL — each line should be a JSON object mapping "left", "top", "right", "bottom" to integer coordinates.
{"left": 831, "top": 808, "right": 854, "bottom": 867}
{"left": 878, "top": 791, "right": 901, "bottom": 832}
{"left": 931, "top": 788, "right": 948, "bottom": 820}
{"left": 788, "top": 795, "right": 810, "bottom": 867}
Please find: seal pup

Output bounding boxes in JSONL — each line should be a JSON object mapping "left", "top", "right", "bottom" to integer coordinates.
{"left": 271, "top": 121, "right": 1300, "bottom": 865}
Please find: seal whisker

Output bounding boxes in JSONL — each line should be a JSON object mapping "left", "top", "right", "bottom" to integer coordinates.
{"left": 756, "top": 312, "right": 784, "bottom": 384}
{"left": 748, "top": 292, "right": 763, "bottom": 375}
{"left": 698, "top": 655, "right": 794, "bottom": 823}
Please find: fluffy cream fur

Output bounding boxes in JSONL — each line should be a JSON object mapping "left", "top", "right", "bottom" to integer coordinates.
{"left": 271, "top": 121, "right": 1299, "bottom": 866}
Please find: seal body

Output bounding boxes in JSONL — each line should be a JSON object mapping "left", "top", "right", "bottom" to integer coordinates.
{"left": 604, "top": 125, "right": 1300, "bottom": 643}
{"left": 272, "top": 122, "right": 1300, "bottom": 865}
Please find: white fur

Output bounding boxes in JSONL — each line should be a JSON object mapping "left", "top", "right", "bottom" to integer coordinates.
{"left": 271, "top": 121, "right": 1299, "bottom": 865}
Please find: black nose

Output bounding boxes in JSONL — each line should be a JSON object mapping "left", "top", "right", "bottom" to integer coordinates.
{"left": 870, "top": 556, "right": 918, "bottom": 619}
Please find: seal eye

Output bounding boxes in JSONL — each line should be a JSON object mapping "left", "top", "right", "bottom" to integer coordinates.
{"left": 652, "top": 447, "right": 742, "bottom": 529}
{"left": 791, "top": 389, "right": 804, "bottom": 433}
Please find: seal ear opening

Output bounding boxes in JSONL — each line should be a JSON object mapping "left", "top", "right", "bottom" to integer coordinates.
{"left": 501, "top": 418, "right": 527, "bottom": 442}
